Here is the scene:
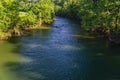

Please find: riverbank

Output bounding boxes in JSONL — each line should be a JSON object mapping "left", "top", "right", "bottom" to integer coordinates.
{"left": 1, "top": 16, "right": 120, "bottom": 47}
{"left": 0, "top": 0, "right": 55, "bottom": 40}
{"left": 1, "top": 17, "right": 120, "bottom": 80}
{"left": 0, "top": 22, "right": 53, "bottom": 40}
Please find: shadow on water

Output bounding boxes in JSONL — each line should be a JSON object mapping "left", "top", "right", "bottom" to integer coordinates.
{"left": 73, "top": 36, "right": 120, "bottom": 80}
{"left": 0, "top": 17, "right": 120, "bottom": 80}
{"left": 0, "top": 25, "right": 52, "bottom": 80}
{"left": 0, "top": 39, "right": 44, "bottom": 80}
{"left": 0, "top": 37, "right": 37, "bottom": 80}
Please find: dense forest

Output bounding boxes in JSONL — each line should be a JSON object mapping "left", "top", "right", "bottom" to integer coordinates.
{"left": 54, "top": 0, "right": 120, "bottom": 38}
{"left": 0, "top": 0, "right": 120, "bottom": 41}
{"left": 0, "top": 0, "right": 54, "bottom": 39}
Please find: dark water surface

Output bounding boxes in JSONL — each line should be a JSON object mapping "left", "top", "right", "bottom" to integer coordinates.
{"left": 0, "top": 17, "right": 120, "bottom": 80}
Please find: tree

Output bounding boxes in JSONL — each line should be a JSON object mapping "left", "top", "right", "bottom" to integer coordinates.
{"left": 54, "top": 0, "right": 120, "bottom": 35}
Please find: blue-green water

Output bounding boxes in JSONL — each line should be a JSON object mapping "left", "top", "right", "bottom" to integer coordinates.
{"left": 0, "top": 17, "right": 120, "bottom": 80}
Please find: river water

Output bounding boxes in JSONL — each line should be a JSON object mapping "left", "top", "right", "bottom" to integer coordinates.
{"left": 0, "top": 17, "right": 120, "bottom": 80}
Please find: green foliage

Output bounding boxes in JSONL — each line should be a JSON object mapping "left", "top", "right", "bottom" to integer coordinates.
{"left": 0, "top": 0, "right": 55, "bottom": 33}
{"left": 54, "top": 0, "right": 120, "bottom": 33}
{"left": 0, "top": 0, "right": 19, "bottom": 31}
{"left": 31, "top": 0, "right": 55, "bottom": 24}
{"left": 19, "top": 12, "right": 36, "bottom": 28}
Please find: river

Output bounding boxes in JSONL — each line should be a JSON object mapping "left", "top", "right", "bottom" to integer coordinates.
{"left": 0, "top": 17, "right": 120, "bottom": 80}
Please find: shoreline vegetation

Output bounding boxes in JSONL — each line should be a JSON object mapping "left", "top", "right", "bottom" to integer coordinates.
{"left": 0, "top": 0, "right": 54, "bottom": 40}
{"left": 0, "top": 0, "right": 120, "bottom": 45}
{"left": 54, "top": 0, "right": 120, "bottom": 45}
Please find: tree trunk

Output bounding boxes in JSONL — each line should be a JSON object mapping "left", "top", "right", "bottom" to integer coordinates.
{"left": 115, "top": 6, "right": 120, "bottom": 32}
{"left": 115, "top": 16, "right": 119, "bottom": 32}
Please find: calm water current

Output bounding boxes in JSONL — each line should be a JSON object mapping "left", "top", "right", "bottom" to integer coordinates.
{"left": 0, "top": 17, "right": 120, "bottom": 80}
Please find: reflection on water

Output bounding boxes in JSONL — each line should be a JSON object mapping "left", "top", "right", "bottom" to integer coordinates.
{"left": 0, "top": 17, "right": 120, "bottom": 80}
{"left": 0, "top": 40, "right": 31, "bottom": 80}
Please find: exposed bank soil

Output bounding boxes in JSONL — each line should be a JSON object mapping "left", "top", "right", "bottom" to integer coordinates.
{"left": 0, "top": 21, "right": 120, "bottom": 46}
{"left": 0, "top": 18, "right": 54, "bottom": 40}
{"left": 91, "top": 27, "right": 120, "bottom": 45}
{"left": 0, "top": 25, "right": 43, "bottom": 40}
